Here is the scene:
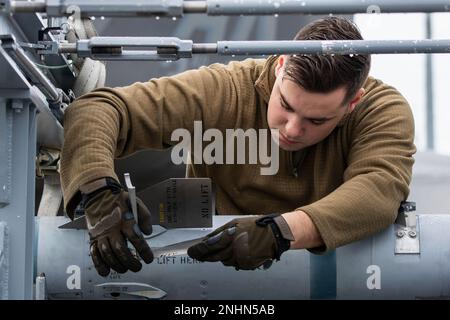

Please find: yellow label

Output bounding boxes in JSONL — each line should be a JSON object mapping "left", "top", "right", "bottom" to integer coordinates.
{"left": 159, "top": 203, "right": 165, "bottom": 223}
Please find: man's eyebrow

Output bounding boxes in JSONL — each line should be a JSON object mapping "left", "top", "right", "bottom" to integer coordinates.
{"left": 279, "top": 91, "right": 335, "bottom": 121}
{"left": 279, "top": 92, "right": 295, "bottom": 110}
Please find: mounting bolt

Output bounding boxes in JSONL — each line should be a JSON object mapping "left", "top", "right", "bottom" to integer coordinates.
{"left": 396, "top": 230, "right": 405, "bottom": 238}
{"left": 408, "top": 230, "right": 417, "bottom": 238}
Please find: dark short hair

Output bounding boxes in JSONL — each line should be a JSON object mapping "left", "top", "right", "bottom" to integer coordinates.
{"left": 284, "top": 17, "right": 371, "bottom": 105}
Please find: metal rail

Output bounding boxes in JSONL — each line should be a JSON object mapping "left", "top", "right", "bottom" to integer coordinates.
{"left": 52, "top": 37, "right": 450, "bottom": 61}
{"left": 4, "top": 0, "right": 450, "bottom": 16}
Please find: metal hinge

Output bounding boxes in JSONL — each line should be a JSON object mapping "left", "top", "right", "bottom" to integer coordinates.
{"left": 394, "top": 201, "right": 419, "bottom": 254}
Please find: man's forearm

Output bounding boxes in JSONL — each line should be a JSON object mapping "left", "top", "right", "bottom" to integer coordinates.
{"left": 281, "top": 210, "right": 324, "bottom": 249}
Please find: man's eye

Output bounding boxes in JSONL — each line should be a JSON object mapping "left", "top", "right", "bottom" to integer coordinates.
{"left": 310, "top": 120, "right": 326, "bottom": 125}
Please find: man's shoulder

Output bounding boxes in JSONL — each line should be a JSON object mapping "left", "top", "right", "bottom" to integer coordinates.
{"left": 357, "top": 76, "right": 411, "bottom": 115}
{"left": 362, "top": 76, "right": 409, "bottom": 104}
{"left": 347, "top": 75, "right": 414, "bottom": 130}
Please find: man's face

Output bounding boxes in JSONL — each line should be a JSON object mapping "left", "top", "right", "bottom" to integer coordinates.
{"left": 267, "top": 56, "right": 362, "bottom": 151}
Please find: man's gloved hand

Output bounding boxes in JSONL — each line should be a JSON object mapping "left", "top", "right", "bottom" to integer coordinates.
{"left": 187, "top": 214, "right": 294, "bottom": 270}
{"left": 81, "top": 178, "right": 154, "bottom": 277}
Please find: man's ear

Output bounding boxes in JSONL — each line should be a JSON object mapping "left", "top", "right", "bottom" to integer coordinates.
{"left": 275, "top": 55, "right": 286, "bottom": 77}
{"left": 347, "top": 88, "right": 365, "bottom": 113}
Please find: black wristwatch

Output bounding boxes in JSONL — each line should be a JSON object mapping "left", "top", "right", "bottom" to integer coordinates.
{"left": 256, "top": 214, "right": 295, "bottom": 260}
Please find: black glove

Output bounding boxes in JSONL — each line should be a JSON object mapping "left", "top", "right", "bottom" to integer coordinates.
{"left": 80, "top": 178, "right": 154, "bottom": 276}
{"left": 187, "top": 214, "right": 294, "bottom": 270}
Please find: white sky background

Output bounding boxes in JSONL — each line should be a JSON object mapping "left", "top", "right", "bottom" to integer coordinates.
{"left": 431, "top": 13, "right": 450, "bottom": 156}
{"left": 354, "top": 13, "right": 450, "bottom": 156}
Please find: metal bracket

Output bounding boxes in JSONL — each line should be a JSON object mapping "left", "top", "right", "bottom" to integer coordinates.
{"left": 124, "top": 173, "right": 138, "bottom": 224}
{"left": 394, "top": 201, "right": 420, "bottom": 254}
{"left": 36, "top": 41, "right": 60, "bottom": 55}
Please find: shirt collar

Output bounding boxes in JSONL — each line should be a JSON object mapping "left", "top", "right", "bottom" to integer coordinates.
{"left": 255, "top": 55, "right": 279, "bottom": 104}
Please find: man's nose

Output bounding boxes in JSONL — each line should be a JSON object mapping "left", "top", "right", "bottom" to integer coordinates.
{"left": 284, "top": 117, "right": 304, "bottom": 139}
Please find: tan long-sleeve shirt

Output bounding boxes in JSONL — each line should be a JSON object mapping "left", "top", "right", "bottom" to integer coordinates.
{"left": 60, "top": 56, "right": 416, "bottom": 252}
